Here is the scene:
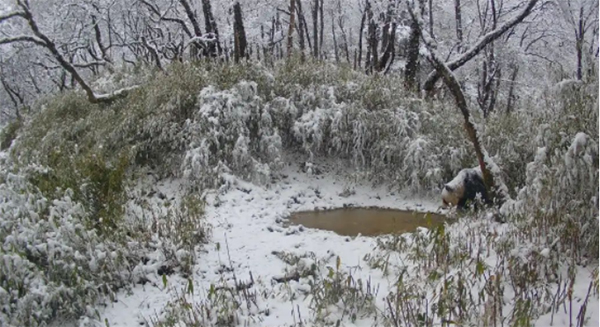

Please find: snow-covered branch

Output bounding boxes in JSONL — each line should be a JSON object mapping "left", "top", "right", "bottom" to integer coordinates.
{"left": 0, "top": 0, "right": 138, "bottom": 104}
{"left": 0, "top": 35, "right": 45, "bottom": 46}
{"left": 422, "top": 0, "right": 540, "bottom": 93}
{"left": 0, "top": 11, "right": 24, "bottom": 22}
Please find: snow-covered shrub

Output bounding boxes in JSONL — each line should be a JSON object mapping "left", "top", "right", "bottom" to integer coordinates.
{"left": 502, "top": 78, "right": 599, "bottom": 261}
{"left": 505, "top": 132, "right": 598, "bottom": 261}
{"left": 181, "top": 81, "right": 283, "bottom": 189}
{"left": 0, "top": 159, "right": 141, "bottom": 326}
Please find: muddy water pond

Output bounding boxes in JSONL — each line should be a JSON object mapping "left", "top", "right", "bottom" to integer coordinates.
{"left": 288, "top": 207, "right": 446, "bottom": 237}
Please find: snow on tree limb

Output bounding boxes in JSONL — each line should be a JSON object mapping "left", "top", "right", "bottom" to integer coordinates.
{"left": 0, "top": 11, "right": 24, "bottom": 22}
{"left": 93, "top": 85, "right": 140, "bottom": 102}
{"left": 422, "top": 0, "right": 540, "bottom": 93}
{"left": 0, "top": 1, "right": 138, "bottom": 104}
{"left": 0, "top": 35, "right": 45, "bottom": 46}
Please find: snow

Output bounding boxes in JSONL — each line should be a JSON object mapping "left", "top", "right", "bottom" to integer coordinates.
{"left": 88, "top": 156, "right": 598, "bottom": 327}
{"left": 93, "top": 158, "right": 442, "bottom": 326}
{"left": 93, "top": 85, "right": 140, "bottom": 102}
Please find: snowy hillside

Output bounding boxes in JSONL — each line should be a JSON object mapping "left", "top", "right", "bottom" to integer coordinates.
{"left": 0, "top": 61, "right": 597, "bottom": 327}
{"left": 0, "top": 0, "right": 598, "bottom": 325}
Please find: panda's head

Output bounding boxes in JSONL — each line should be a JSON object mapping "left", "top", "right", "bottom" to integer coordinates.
{"left": 442, "top": 183, "right": 464, "bottom": 207}
{"left": 441, "top": 169, "right": 468, "bottom": 207}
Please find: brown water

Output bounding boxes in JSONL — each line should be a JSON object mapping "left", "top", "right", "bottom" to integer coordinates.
{"left": 288, "top": 207, "right": 446, "bottom": 236}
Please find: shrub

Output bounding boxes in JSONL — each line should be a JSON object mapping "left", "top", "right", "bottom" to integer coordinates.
{"left": 0, "top": 158, "right": 140, "bottom": 326}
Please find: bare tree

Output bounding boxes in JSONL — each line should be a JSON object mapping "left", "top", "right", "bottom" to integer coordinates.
{"left": 476, "top": 0, "right": 502, "bottom": 117}
{"left": 0, "top": 0, "right": 137, "bottom": 104}
{"left": 422, "top": 0, "right": 540, "bottom": 94}
{"left": 557, "top": 0, "right": 599, "bottom": 80}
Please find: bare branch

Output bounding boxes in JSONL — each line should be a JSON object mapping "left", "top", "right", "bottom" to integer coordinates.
{"left": 0, "top": 35, "right": 45, "bottom": 46}
{"left": 9, "top": 0, "right": 136, "bottom": 104}
{"left": 0, "top": 11, "right": 24, "bottom": 22}
{"left": 422, "top": 0, "right": 539, "bottom": 93}
{"left": 139, "top": 0, "right": 193, "bottom": 37}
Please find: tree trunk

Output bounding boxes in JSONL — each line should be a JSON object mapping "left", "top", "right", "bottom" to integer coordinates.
{"left": 428, "top": 0, "right": 434, "bottom": 39}
{"left": 505, "top": 65, "right": 519, "bottom": 114}
{"left": 576, "top": 6, "right": 584, "bottom": 80}
{"left": 233, "top": 1, "right": 247, "bottom": 63}
{"left": 312, "top": 0, "right": 319, "bottom": 58}
{"left": 381, "top": 1, "right": 393, "bottom": 53}
{"left": 366, "top": 6, "right": 378, "bottom": 74}
{"left": 357, "top": 1, "right": 368, "bottom": 68}
{"left": 13, "top": 1, "right": 135, "bottom": 104}
{"left": 179, "top": 0, "right": 204, "bottom": 58}
{"left": 319, "top": 0, "right": 324, "bottom": 59}
{"left": 404, "top": 18, "right": 420, "bottom": 90}
{"left": 296, "top": 0, "right": 307, "bottom": 61}
{"left": 378, "top": 21, "right": 396, "bottom": 73}
{"left": 331, "top": 12, "right": 340, "bottom": 63}
{"left": 454, "top": 0, "right": 463, "bottom": 52}
{"left": 201, "top": 0, "right": 221, "bottom": 57}
{"left": 408, "top": 2, "right": 504, "bottom": 203}
{"left": 287, "top": 0, "right": 297, "bottom": 58}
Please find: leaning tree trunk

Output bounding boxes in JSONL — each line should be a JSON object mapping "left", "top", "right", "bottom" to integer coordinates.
{"left": 408, "top": 0, "right": 506, "bottom": 203}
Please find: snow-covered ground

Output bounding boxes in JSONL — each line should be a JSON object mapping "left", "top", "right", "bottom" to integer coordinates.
{"left": 91, "top": 159, "right": 598, "bottom": 327}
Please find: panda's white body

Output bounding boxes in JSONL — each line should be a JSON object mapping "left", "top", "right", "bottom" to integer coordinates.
{"left": 442, "top": 166, "right": 489, "bottom": 209}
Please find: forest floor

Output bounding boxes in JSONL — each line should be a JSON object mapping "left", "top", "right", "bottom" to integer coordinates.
{"left": 86, "top": 155, "right": 598, "bottom": 327}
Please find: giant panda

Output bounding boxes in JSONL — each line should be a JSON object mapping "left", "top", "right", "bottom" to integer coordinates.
{"left": 441, "top": 167, "right": 490, "bottom": 209}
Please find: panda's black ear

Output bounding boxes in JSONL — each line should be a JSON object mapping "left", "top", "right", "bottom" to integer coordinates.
{"left": 444, "top": 185, "right": 454, "bottom": 192}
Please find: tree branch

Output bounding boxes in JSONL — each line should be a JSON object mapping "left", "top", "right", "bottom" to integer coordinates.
{"left": 9, "top": 0, "right": 136, "bottom": 104}
{"left": 408, "top": 0, "right": 509, "bottom": 204}
{"left": 0, "top": 11, "right": 24, "bottom": 22}
{"left": 139, "top": 0, "right": 193, "bottom": 38}
{"left": 422, "top": 0, "right": 539, "bottom": 93}
{"left": 0, "top": 35, "right": 45, "bottom": 46}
